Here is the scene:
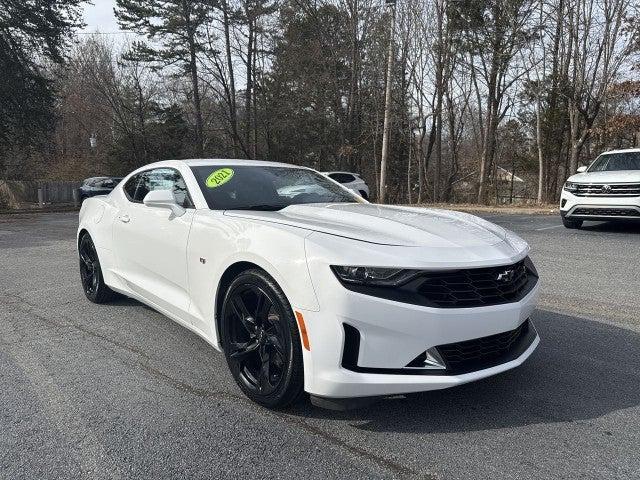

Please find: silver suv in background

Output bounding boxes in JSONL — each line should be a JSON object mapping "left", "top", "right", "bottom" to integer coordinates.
{"left": 560, "top": 148, "right": 640, "bottom": 228}
{"left": 323, "top": 171, "right": 370, "bottom": 200}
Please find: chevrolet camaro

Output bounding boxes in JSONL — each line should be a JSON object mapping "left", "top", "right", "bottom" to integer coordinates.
{"left": 78, "top": 159, "right": 540, "bottom": 409}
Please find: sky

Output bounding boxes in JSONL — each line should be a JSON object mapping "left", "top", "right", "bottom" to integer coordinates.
{"left": 81, "top": 0, "right": 121, "bottom": 34}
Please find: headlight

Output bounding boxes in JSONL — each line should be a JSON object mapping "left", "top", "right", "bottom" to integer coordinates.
{"left": 331, "top": 266, "right": 417, "bottom": 286}
{"left": 563, "top": 181, "right": 578, "bottom": 193}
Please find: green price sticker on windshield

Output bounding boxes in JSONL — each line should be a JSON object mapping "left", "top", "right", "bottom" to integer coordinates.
{"left": 205, "top": 168, "right": 234, "bottom": 188}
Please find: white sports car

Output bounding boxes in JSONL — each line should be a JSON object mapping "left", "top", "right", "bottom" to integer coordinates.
{"left": 78, "top": 159, "right": 540, "bottom": 409}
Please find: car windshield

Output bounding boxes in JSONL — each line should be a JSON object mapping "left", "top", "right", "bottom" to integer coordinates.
{"left": 588, "top": 152, "right": 640, "bottom": 172}
{"left": 191, "top": 165, "right": 361, "bottom": 210}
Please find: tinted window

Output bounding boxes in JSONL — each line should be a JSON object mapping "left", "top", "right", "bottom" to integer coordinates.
{"left": 589, "top": 152, "right": 640, "bottom": 172}
{"left": 329, "top": 173, "right": 356, "bottom": 183}
{"left": 191, "top": 165, "right": 360, "bottom": 210}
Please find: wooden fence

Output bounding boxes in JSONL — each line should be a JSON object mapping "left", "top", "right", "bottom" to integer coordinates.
{"left": 0, "top": 180, "right": 82, "bottom": 209}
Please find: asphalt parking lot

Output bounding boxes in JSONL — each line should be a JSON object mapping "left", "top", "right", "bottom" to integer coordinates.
{"left": 1, "top": 211, "right": 639, "bottom": 479}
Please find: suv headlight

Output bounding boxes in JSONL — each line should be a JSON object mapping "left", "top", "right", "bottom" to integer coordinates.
{"left": 331, "top": 266, "right": 417, "bottom": 286}
{"left": 563, "top": 181, "right": 578, "bottom": 193}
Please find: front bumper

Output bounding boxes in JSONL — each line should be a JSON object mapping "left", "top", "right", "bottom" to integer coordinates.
{"left": 560, "top": 191, "right": 640, "bottom": 221}
{"left": 299, "top": 261, "right": 540, "bottom": 399}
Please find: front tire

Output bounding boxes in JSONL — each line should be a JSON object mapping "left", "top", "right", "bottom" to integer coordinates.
{"left": 220, "top": 269, "right": 304, "bottom": 408}
{"left": 78, "top": 233, "right": 117, "bottom": 303}
{"left": 562, "top": 217, "right": 583, "bottom": 229}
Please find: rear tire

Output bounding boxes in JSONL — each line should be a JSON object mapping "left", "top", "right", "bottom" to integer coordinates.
{"left": 562, "top": 217, "right": 583, "bottom": 229}
{"left": 79, "top": 233, "right": 117, "bottom": 303}
{"left": 220, "top": 269, "right": 305, "bottom": 409}
{"left": 359, "top": 190, "right": 369, "bottom": 200}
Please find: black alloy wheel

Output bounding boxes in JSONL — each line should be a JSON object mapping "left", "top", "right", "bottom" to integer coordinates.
{"left": 221, "top": 269, "right": 304, "bottom": 408}
{"left": 78, "top": 234, "right": 116, "bottom": 303}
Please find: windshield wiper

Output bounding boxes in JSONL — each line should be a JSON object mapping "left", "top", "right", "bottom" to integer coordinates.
{"left": 229, "top": 204, "right": 289, "bottom": 211}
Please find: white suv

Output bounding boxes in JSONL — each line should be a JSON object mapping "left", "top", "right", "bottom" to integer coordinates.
{"left": 560, "top": 148, "right": 640, "bottom": 228}
{"left": 323, "top": 171, "right": 370, "bottom": 200}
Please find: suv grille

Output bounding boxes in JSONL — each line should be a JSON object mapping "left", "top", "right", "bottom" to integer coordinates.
{"left": 436, "top": 320, "right": 533, "bottom": 374}
{"left": 572, "top": 207, "right": 639, "bottom": 217}
{"left": 573, "top": 183, "right": 640, "bottom": 197}
{"left": 338, "top": 258, "right": 538, "bottom": 309}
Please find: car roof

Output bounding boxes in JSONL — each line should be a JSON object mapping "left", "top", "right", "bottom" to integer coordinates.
{"left": 323, "top": 171, "right": 361, "bottom": 176}
{"left": 142, "top": 159, "right": 308, "bottom": 169}
{"left": 601, "top": 148, "right": 640, "bottom": 155}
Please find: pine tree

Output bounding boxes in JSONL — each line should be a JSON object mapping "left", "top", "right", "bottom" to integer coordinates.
{"left": 0, "top": 0, "right": 84, "bottom": 155}
{"left": 115, "top": 0, "right": 213, "bottom": 157}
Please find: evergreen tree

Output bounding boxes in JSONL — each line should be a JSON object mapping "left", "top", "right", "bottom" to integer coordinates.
{"left": 0, "top": 0, "right": 84, "bottom": 157}
{"left": 115, "top": 0, "right": 214, "bottom": 157}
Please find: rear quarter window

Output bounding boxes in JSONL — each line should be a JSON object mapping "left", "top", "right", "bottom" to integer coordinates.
{"left": 123, "top": 175, "right": 140, "bottom": 201}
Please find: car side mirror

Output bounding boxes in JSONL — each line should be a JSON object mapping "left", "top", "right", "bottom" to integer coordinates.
{"left": 143, "top": 190, "right": 185, "bottom": 217}
{"left": 576, "top": 166, "right": 587, "bottom": 173}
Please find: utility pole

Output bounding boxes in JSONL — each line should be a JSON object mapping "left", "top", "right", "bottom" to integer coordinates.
{"left": 378, "top": 0, "right": 396, "bottom": 203}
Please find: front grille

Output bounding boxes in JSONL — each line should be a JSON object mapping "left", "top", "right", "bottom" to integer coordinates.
{"left": 338, "top": 258, "right": 538, "bottom": 309}
{"left": 573, "top": 183, "right": 640, "bottom": 197}
{"left": 414, "top": 259, "right": 533, "bottom": 308}
{"left": 436, "top": 320, "right": 533, "bottom": 375}
{"left": 572, "top": 207, "right": 639, "bottom": 217}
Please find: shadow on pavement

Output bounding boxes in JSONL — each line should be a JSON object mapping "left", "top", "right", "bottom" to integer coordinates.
{"left": 289, "top": 309, "right": 640, "bottom": 433}
{"left": 580, "top": 220, "right": 640, "bottom": 233}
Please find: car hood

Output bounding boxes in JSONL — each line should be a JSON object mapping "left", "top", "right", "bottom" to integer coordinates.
{"left": 225, "top": 203, "right": 511, "bottom": 248}
{"left": 568, "top": 170, "right": 640, "bottom": 183}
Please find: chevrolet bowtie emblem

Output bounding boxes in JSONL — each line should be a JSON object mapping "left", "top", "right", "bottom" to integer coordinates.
{"left": 497, "top": 269, "right": 515, "bottom": 282}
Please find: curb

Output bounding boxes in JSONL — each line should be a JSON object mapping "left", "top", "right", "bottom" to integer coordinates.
{"left": 409, "top": 204, "right": 559, "bottom": 216}
{"left": 0, "top": 206, "right": 80, "bottom": 215}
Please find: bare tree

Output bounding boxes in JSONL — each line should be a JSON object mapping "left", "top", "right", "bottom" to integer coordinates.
{"left": 565, "top": 0, "right": 636, "bottom": 174}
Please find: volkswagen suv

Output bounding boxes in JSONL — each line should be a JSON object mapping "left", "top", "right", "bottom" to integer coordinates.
{"left": 560, "top": 148, "right": 640, "bottom": 228}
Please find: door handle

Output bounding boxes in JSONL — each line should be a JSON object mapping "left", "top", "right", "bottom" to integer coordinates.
{"left": 118, "top": 214, "right": 130, "bottom": 223}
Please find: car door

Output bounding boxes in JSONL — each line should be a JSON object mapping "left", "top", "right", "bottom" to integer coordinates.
{"left": 113, "top": 167, "right": 196, "bottom": 318}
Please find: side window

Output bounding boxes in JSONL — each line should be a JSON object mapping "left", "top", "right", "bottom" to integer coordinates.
{"left": 329, "top": 173, "right": 355, "bottom": 184}
{"left": 123, "top": 175, "right": 140, "bottom": 201}
{"left": 132, "top": 168, "right": 194, "bottom": 207}
{"left": 96, "top": 179, "right": 116, "bottom": 188}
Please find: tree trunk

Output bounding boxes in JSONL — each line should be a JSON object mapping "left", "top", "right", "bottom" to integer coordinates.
{"left": 379, "top": 3, "right": 396, "bottom": 203}
{"left": 477, "top": 58, "right": 499, "bottom": 204}
{"left": 535, "top": 98, "right": 544, "bottom": 203}
{"left": 432, "top": 0, "right": 445, "bottom": 203}
{"left": 478, "top": 99, "right": 497, "bottom": 204}
{"left": 188, "top": 32, "right": 204, "bottom": 157}
{"left": 245, "top": 20, "right": 254, "bottom": 159}
{"left": 223, "top": 1, "right": 240, "bottom": 157}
